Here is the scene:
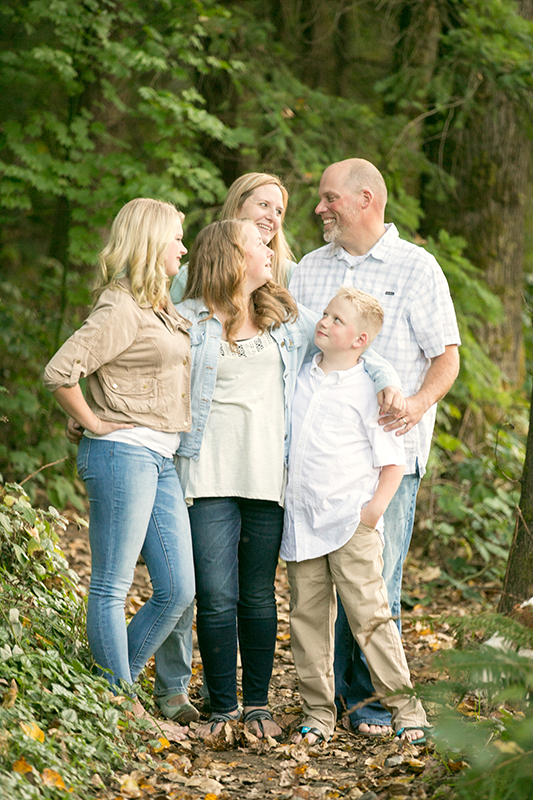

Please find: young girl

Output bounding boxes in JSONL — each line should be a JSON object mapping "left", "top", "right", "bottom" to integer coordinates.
{"left": 174, "top": 218, "right": 402, "bottom": 740}
{"left": 44, "top": 198, "right": 194, "bottom": 739}
{"left": 170, "top": 171, "right": 296, "bottom": 304}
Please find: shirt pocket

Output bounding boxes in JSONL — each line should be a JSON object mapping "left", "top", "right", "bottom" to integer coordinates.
{"left": 98, "top": 368, "right": 158, "bottom": 414}
{"left": 316, "top": 402, "right": 364, "bottom": 452}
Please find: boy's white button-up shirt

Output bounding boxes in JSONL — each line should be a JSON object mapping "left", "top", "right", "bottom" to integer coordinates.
{"left": 280, "top": 354, "right": 405, "bottom": 563}
{"left": 289, "top": 223, "right": 461, "bottom": 476}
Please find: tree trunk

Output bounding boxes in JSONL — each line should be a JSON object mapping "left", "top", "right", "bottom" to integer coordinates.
{"left": 498, "top": 381, "right": 533, "bottom": 612}
{"left": 422, "top": 0, "right": 533, "bottom": 386}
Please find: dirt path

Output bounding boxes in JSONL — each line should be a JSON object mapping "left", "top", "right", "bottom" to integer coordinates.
{"left": 59, "top": 517, "right": 489, "bottom": 799}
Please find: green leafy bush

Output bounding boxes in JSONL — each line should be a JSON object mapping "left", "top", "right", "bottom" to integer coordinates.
{"left": 0, "top": 482, "right": 160, "bottom": 799}
{"left": 419, "top": 612, "right": 533, "bottom": 800}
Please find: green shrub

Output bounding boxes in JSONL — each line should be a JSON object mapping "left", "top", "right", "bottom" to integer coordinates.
{"left": 419, "top": 612, "right": 533, "bottom": 800}
{"left": 0, "top": 482, "right": 159, "bottom": 799}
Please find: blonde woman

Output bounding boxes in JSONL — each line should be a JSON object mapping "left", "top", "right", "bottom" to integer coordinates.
{"left": 174, "top": 219, "right": 402, "bottom": 741}
{"left": 170, "top": 172, "right": 296, "bottom": 303}
{"left": 44, "top": 199, "right": 194, "bottom": 738}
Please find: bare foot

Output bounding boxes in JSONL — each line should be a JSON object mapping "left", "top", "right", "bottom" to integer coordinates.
{"left": 399, "top": 728, "right": 424, "bottom": 744}
{"left": 130, "top": 700, "right": 188, "bottom": 741}
{"left": 195, "top": 710, "right": 241, "bottom": 740}
{"left": 243, "top": 706, "right": 282, "bottom": 740}
{"left": 357, "top": 723, "right": 393, "bottom": 737}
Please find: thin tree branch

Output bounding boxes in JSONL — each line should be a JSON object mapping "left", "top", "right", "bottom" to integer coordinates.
{"left": 20, "top": 458, "right": 68, "bottom": 486}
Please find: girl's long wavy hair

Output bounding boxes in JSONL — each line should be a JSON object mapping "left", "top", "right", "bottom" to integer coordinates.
{"left": 220, "top": 173, "right": 294, "bottom": 286}
{"left": 94, "top": 198, "right": 184, "bottom": 308}
{"left": 184, "top": 219, "right": 298, "bottom": 349}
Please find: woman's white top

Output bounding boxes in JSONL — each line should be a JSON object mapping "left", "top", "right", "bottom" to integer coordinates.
{"left": 84, "top": 427, "right": 181, "bottom": 458}
{"left": 177, "top": 330, "right": 285, "bottom": 504}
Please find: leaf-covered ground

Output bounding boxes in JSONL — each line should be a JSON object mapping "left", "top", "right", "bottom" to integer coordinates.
{"left": 59, "top": 520, "right": 499, "bottom": 800}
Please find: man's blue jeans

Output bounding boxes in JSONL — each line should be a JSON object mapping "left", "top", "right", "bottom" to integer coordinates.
{"left": 188, "top": 496, "right": 284, "bottom": 714}
{"left": 77, "top": 437, "right": 195, "bottom": 689}
{"left": 334, "top": 470, "right": 421, "bottom": 728}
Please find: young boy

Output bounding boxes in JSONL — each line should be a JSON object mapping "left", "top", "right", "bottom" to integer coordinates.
{"left": 281, "top": 286, "right": 428, "bottom": 745}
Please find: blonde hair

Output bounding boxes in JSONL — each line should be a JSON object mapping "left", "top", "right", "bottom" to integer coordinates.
{"left": 336, "top": 286, "right": 384, "bottom": 343}
{"left": 184, "top": 219, "right": 298, "bottom": 349}
{"left": 221, "top": 173, "right": 294, "bottom": 286}
{"left": 95, "top": 198, "right": 184, "bottom": 308}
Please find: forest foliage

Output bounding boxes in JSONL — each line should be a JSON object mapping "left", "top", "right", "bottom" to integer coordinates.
{"left": 1, "top": 1, "right": 533, "bottom": 798}
{"left": 2, "top": 0, "right": 532, "bottom": 585}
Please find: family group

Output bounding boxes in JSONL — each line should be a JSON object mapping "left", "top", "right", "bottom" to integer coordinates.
{"left": 44, "top": 158, "right": 460, "bottom": 747}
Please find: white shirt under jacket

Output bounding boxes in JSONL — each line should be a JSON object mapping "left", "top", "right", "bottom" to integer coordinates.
{"left": 280, "top": 354, "right": 405, "bottom": 563}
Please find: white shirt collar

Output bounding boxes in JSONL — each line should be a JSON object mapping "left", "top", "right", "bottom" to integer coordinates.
{"left": 331, "top": 222, "right": 399, "bottom": 265}
{"left": 310, "top": 352, "right": 363, "bottom": 382}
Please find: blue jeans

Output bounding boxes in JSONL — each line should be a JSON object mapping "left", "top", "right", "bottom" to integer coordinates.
{"left": 189, "top": 497, "right": 284, "bottom": 714}
{"left": 153, "top": 599, "right": 194, "bottom": 698}
{"left": 334, "top": 470, "right": 421, "bottom": 728}
{"left": 77, "top": 437, "right": 195, "bottom": 689}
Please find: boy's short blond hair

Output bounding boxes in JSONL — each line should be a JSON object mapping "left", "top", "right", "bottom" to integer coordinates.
{"left": 336, "top": 286, "right": 384, "bottom": 343}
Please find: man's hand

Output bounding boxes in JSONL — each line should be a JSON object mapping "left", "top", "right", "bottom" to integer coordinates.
{"left": 379, "top": 345, "right": 460, "bottom": 437}
{"left": 66, "top": 417, "right": 84, "bottom": 444}
{"left": 380, "top": 394, "right": 426, "bottom": 436}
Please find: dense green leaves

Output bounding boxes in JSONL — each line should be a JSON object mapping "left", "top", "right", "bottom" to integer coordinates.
{"left": 0, "top": 483, "right": 164, "bottom": 799}
{"left": 1, "top": 0, "right": 532, "bottom": 588}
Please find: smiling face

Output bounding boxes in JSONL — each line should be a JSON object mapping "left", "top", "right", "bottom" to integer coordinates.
{"left": 315, "top": 164, "right": 362, "bottom": 247}
{"left": 314, "top": 295, "right": 366, "bottom": 355}
{"left": 237, "top": 184, "right": 285, "bottom": 245}
{"left": 242, "top": 222, "right": 274, "bottom": 293}
{"left": 164, "top": 218, "right": 187, "bottom": 277}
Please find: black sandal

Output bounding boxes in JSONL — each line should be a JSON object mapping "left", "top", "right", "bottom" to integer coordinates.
{"left": 243, "top": 708, "right": 282, "bottom": 741}
{"left": 296, "top": 724, "right": 327, "bottom": 744}
{"left": 206, "top": 709, "right": 241, "bottom": 733}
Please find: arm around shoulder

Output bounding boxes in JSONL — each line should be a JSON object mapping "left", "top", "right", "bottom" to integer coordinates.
{"left": 405, "top": 344, "right": 459, "bottom": 421}
{"left": 361, "top": 347, "right": 405, "bottom": 415}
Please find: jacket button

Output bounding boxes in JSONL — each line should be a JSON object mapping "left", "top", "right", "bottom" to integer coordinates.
{"left": 182, "top": 393, "right": 186, "bottom": 398}
{"left": 281, "top": 341, "right": 285, "bottom": 347}
{"left": 112, "top": 383, "right": 118, "bottom": 389}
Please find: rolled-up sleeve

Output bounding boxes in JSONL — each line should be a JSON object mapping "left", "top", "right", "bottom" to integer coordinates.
{"left": 43, "top": 290, "right": 140, "bottom": 392}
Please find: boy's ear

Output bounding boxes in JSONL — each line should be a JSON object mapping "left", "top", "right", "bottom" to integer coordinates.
{"left": 352, "top": 331, "right": 369, "bottom": 349}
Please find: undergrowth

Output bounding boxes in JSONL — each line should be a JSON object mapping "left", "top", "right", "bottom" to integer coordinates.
{"left": 418, "top": 612, "right": 533, "bottom": 799}
{"left": 0, "top": 482, "right": 163, "bottom": 799}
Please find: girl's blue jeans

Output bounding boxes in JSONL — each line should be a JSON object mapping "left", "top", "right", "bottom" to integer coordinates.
{"left": 188, "top": 496, "right": 284, "bottom": 714}
{"left": 77, "top": 437, "right": 195, "bottom": 689}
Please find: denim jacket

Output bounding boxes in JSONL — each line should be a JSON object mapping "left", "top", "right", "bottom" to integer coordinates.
{"left": 175, "top": 298, "right": 400, "bottom": 463}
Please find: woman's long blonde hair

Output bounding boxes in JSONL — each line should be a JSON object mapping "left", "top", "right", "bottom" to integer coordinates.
{"left": 95, "top": 198, "right": 183, "bottom": 308}
{"left": 220, "top": 173, "right": 294, "bottom": 286}
{"left": 184, "top": 219, "right": 298, "bottom": 348}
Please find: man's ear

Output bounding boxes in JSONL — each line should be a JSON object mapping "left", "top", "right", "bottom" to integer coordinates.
{"left": 360, "top": 189, "right": 373, "bottom": 208}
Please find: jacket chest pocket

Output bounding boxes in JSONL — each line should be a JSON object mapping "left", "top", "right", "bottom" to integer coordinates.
{"left": 189, "top": 328, "right": 205, "bottom": 348}
{"left": 98, "top": 370, "right": 157, "bottom": 413}
{"left": 279, "top": 330, "right": 302, "bottom": 351}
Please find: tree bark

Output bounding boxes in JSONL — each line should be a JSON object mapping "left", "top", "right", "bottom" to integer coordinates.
{"left": 422, "top": 0, "right": 533, "bottom": 386}
{"left": 498, "top": 380, "right": 533, "bottom": 612}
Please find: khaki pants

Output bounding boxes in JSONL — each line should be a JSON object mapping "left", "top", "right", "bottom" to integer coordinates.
{"left": 286, "top": 521, "right": 428, "bottom": 739}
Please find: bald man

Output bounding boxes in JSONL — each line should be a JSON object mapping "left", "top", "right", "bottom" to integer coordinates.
{"left": 289, "top": 158, "right": 460, "bottom": 736}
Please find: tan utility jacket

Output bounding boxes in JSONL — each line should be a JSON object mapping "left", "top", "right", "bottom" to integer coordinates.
{"left": 44, "top": 279, "right": 192, "bottom": 432}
